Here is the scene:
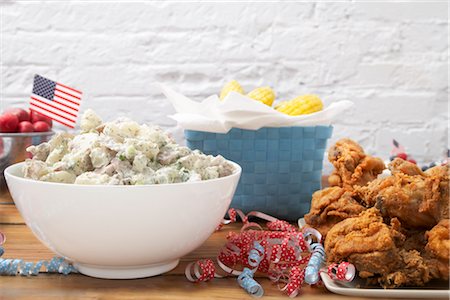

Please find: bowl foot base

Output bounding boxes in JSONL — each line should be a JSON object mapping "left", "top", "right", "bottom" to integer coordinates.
{"left": 74, "top": 259, "right": 179, "bottom": 279}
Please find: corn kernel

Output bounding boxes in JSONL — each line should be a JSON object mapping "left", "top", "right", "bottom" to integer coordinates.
{"left": 276, "top": 94, "right": 323, "bottom": 116}
{"left": 247, "top": 86, "right": 275, "bottom": 106}
{"left": 220, "top": 80, "right": 244, "bottom": 100}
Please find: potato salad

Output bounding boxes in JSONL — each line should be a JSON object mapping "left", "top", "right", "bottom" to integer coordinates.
{"left": 23, "top": 109, "right": 235, "bottom": 185}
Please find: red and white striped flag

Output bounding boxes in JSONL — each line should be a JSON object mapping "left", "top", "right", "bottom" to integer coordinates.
{"left": 30, "top": 74, "right": 82, "bottom": 128}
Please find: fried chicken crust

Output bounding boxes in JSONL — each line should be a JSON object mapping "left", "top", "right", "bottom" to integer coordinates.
{"left": 424, "top": 219, "right": 450, "bottom": 280}
{"left": 304, "top": 187, "right": 366, "bottom": 238}
{"left": 328, "top": 139, "right": 385, "bottom": 189}
{"left": 389, "top": 158, "right": 425, "bottom": 176}
{"left": 305, "top": 139, "right": 449, "bottom": 287}
{"left": 356, "top": 162, "right": 449, "bottom": 229}
{"left": 325, "top": 208, "right": 433, "bottom": 288}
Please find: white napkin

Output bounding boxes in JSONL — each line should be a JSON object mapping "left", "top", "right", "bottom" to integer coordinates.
{"left": 160, "top": 84, "right": 353, "bottom": 133}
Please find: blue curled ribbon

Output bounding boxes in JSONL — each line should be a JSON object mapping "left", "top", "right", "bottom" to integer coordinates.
{"left": 0, "top": 231, "right": 77, "bottom": 276}
{"left": 237, "top": 268, "right": 264, "bottom": 298}
{"left": 247, "top": 241, "right": 264, "bottom": 268}
{"left": 236, "top": 241, "right": 265, "bottom": 298}
{"left": 304, "top": 242, "right": 326, "bottom": 285}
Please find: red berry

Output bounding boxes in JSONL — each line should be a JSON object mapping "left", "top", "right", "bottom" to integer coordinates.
{"left": 408, "top": 159, "right": 417, "bottom": 164}
{"left": 397, "top": 153, "right": 408, "bottom": 160}
{"left": 4, "top": 108, "right": 30, "bottom": 122}
{"left": 33, "top": 121, "right": 50, "bottom": 132}
{"left": 0, "top": 113, "right": 19, "bottom": 133}
{"left": 30, "top": 111, "right": 53, "bottom": 127}
{"left": 18, "top": 121, "right": 34, "bottom": 133}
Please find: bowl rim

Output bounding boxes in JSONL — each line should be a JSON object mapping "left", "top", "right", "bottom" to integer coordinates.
{"left": 5, "top": 160, "right": 242, "bottom": 188}
{"left": 0, "top": 131, "right": 55, "bottom": 138}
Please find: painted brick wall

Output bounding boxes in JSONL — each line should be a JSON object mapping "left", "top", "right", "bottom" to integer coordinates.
{"left": 0, "top": 1, "right": 448, "bottom": 165}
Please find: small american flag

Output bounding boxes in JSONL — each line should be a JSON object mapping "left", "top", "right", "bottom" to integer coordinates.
{"left": 30, "top": 74, "right": 82, "bottom": 128}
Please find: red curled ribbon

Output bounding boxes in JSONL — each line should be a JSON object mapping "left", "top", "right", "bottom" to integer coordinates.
{"left": 279, "top": 266, "right": 305, "bottom": 298}
{"left": 185, "top": 259, "right": 219, "bottom": 282}
{"left": 186, "top": 208, "right": 356, "bottom": 297}
{"left": 326, "top": 261, "right": 355, "bottom": 282}
{"left": 267, "top": 220, "right": 297, "bottom": 232}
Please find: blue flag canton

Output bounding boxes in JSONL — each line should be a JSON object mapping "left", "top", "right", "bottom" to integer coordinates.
{"left": 32, "top": 75, "right": 56, "bottom": 100}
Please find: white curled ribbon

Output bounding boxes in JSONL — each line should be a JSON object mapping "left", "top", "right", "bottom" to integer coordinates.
{"left": 302, "top": 227, "right": 322, "bottom": 246}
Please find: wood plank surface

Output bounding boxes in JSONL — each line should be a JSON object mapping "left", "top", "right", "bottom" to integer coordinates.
{"left": 0, "top": 203, "right": 24, "bottom": 224}
{"left": 0, "top": 191, "right": 406, "bottom": 300}
{"left": 0, "top": 191, "right": 14, "bottom": 204}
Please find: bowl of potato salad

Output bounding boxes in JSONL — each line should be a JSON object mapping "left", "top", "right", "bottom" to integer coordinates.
{"left": 4, "top": 110, "right": 241, "bottom": 279}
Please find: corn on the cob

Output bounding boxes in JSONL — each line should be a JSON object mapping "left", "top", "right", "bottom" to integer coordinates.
{"left": 220, "top": 80, "right": 244, "bottom": 100}
{"left": 276, "top": 94, "right": 323, "bottom": 116}
{"left": 246, "top": 86, "right": 275, "bottom": 106}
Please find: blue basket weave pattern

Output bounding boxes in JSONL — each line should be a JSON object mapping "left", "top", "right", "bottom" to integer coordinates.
{"left": 185, "top": 126, "right": 333, "bottom": 221}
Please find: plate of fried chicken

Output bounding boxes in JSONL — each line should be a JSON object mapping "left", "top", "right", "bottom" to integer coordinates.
{"left": 304, "top": 139, "right": 449, "bottom": 298}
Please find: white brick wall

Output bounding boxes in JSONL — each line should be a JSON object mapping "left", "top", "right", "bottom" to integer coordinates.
{"left": 0, "top": 1, "right": 448, "bottom": 164}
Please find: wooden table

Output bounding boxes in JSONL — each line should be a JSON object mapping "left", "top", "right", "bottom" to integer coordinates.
{"left": 0, "top": 192, "right": 376, "bottom": 300}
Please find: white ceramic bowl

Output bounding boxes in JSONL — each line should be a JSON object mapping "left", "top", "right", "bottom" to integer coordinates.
{"left": 5, "top": 161, "right": 241, "bottom": 279}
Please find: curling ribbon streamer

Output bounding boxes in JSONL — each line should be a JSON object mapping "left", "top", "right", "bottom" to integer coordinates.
{"left": 0, "top": 231, "right": 76, "bottom": 276}
{"left": 280, "top": 266, "right": 305, "bottom": 298}
{"left": 237, "top": 242, "right": 265, "bottom": 297}
{"left": 188, "top": 209, "right": 355, "bottom": 297}
{"left": 185, "top": 259, "right": 219, "bottom": 282}
{"left": 247, "top": 241, "right": 264, "bottom": 268}
{"left": 237, "top": 268, "right": 264, "bottom": 298}
{"left": 302, "top": 227, "right": 322, "bottom": 245}
{"left": 326, "top": 262, "right": 355, "bottom": 282}
{"left": 304, "top": 243, "right": 325, "bottom": 285}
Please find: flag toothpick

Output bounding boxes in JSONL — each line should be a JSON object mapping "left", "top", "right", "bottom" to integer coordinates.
{"left": 30, "top": 74, "right": 82, "bottom": 128}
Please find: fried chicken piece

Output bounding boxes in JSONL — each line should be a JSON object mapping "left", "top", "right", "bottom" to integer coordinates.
{"left": 424, "top": 219, "right": 450, "bottom": 280}
{"left": 315, "top": 141, "right": 449, "bottom": 288}
{"left": 356, "top": 163, "right": 449, "bottom": 229}
{"left": 425, "top": 165, "right": 450, "bottom": 221}
{"left": 325, "top": 208, "right": 433, "bottom": 288}
{"left": 328, "top": 139, "right": 385, "bottom": 189}
{"left": 423, "top": 165, "right": 449, "bottom": 221}
{"left": 304, "top": 187, "right": 366, "bottom": 238}
{"left": 380, "top": 249, "right": 432, "bottom": 288}
{"left": 390, "top": 161, "right": 449, "bottom": 221}
{"left": 389, "top": 158, "right": 424, "bottom": 176}
{"left": 360, "top": 175, "right": 437, "bottom": 228}
{"left": 328, "top": 139, "right": 365, "bottom": 187}
{"left": 325, "top": 208, "right": 404, "bottom": 276}
{"left": 425, "top": 164, "right": 449, "bottom": 177}
{"left": 399, "top": 230, "right": 427, "bottom": 253}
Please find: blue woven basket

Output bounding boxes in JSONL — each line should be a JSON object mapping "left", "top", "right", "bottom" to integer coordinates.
{"left": 185, "top": 126, "right": 333, "bottom": 221}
